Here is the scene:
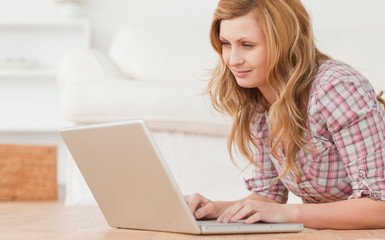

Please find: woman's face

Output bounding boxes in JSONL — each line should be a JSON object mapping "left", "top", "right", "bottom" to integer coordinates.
{"left": 220, "top": 12, "right": 268, "bottom": 90}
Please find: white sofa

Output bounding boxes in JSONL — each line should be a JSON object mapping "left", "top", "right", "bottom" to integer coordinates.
{"left": 58, "top": 21, "right": 385, "bottom": 205}
{"left": 58, "top": 22, "right": 254, "bottom": 205}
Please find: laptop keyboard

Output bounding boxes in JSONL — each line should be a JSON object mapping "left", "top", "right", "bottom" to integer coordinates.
{"left": 197, "top": 220, "right": 246, "bottom": 226}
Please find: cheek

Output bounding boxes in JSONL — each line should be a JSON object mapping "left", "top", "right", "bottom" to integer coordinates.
{"left": 250, "top": 53, "right": 267, "bottom": 71}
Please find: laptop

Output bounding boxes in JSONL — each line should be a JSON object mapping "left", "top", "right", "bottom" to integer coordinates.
{"left": 60, "top": 119, "right": 303, "bottom": 235}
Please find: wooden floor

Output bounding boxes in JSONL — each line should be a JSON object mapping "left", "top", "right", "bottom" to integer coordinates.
{"left": 1, "top": 201, "right": 385, "bottom": 240}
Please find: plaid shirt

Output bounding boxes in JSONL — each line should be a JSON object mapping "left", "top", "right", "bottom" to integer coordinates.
{"left": 245, "top": 60, "right": 385, "bottom": 203}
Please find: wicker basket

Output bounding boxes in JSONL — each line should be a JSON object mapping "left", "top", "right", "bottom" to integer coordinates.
{"left": 0, "top": 144, "right": 57, "bottom": 201}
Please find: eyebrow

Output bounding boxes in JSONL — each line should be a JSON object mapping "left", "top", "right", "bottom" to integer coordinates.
{"left": 219, "top": 36, "right": 255, "bottom": 43}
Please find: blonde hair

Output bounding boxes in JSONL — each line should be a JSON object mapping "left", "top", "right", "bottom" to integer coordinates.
{"left": 207, "top": 0, "right": 330, "bottom": 181}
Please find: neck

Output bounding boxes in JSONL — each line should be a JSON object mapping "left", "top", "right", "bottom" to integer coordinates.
{"left": 258, "top": 85, "right": 276, "bottom": 105}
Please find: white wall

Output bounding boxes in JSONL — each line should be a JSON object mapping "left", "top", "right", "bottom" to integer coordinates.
{"left": 73, "top": 0, "right": 385, "bottom": 55}
{"left": 81, "top": 0, "right": 219, "bottom": 52}
{"left": 304, "top": 0, "right": 385, "bottom": 28}
{"left": 2, "top": 0, "right": 385, "bottom": 51}
{"left": 0, "top": 0, "right": 59, "bottom": 19}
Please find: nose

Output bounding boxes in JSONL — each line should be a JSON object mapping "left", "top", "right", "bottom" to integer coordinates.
{"left": 228, "top": 47, "right": 245, "bottom": 67}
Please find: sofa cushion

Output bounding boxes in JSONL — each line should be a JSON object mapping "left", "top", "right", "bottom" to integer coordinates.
{"left": 58, "top": 49, "right": 127, "bottom": 88}
{"left": 108, "top": 23, "right": 218, "bottom": 83}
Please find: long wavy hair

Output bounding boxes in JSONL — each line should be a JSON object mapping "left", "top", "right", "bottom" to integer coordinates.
{"left": 207, "top": 0, "right": 330, "bottom": 181}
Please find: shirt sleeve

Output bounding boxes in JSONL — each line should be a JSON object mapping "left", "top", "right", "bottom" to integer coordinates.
{"left": 244, "top": 114, "right": 289, "bottom": 203}
{"left": 315, "top": 75, "right": 385, "bottom": 201}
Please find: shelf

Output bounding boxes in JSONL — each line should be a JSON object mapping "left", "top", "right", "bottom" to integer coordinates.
{"left": 0, "top": 18, "right": 90, "bottom": 132}
{"left": 0, "top": 18, "right": 89, "bottom": 30}
{"left": 0, "top": 69, "right": 56, "bottom": 77}
{"left": 0, "top": 19, "right": 90, "bottom": 71}
{"left": 0, "top": 124, "right": 73, "bottom": 133}
{"left": 0, "top": 127, "right": 62, "bottom": 133}
{"left": 0, "top": 19, "right": 90, "bottom": 45}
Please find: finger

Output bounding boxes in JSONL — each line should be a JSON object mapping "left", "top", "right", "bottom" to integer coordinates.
{"left": 217, "top": 202, "right": 243, "bottom": 223}
{"left": 185, "top": 193, "right": 204, "bottom": 214}
{"left": 229, "top": 204, "right": 254, "bottom": 223}
{"left": 244, "top": 212, "right": 262, "bottom": 224}
{"left": 194, "top": 201, "right": 214, "bottom": 219}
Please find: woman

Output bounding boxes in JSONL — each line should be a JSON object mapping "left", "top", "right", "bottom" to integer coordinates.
{"left": 184, "top": 0, "right": 385, "bottom": 229}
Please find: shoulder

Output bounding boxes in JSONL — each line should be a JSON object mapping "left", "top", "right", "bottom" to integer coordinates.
{"left": 311, "top": 59, "right": 373, "bottom": 93}
{"left": 308, "top": 59, "right": 379, "bottom": 132}
{"left": 309, "top": 59, "right": 377, "bottom": 109}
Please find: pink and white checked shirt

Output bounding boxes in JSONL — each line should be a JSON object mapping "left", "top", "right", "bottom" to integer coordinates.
{"left": 245, "top": 60, "right": 385, "bottom": 203}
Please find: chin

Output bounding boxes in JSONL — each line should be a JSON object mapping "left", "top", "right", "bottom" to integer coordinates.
{"left": 235, "top": 79, "right": 258, "bottom": 88}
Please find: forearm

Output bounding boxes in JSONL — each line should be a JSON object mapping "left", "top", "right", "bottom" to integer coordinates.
{"left": 290, "top": 198, "right": 385, "bottom": 229}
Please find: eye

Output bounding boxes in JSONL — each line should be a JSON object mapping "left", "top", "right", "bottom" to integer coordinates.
{"left": 242, "top": 43, "right": 253, "bottom": 49}
{"left": 221, "top": 41, "right": 230, "bottom": 47}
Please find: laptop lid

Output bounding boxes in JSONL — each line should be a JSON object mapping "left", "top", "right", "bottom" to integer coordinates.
{"left": 60, "top": 120, "right": 303, "bottom": 235}
{"left": 60, "top": 119, "right": 201, "bottom": 234}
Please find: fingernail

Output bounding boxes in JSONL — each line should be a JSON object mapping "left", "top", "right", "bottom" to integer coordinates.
{"left": 195, "top": 212, "right": 200, "bottom": 218}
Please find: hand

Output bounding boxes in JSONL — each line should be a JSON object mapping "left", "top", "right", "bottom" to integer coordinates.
{"left": 217, "top": 200, "right": 292, "bottom": 224}
{"left": 184, "top": 193, "right": 220, "bottom": 220}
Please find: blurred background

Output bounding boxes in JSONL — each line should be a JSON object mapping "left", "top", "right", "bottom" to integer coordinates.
{"left": 0, "top": 0, "right": 384, "bottom": 203}
{"left": 1, "top": 0, "right": 384, "bottom": 131}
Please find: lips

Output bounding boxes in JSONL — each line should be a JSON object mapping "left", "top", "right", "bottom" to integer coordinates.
{"left": 232, "top": 69, "right": 251, "bottom": 78}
